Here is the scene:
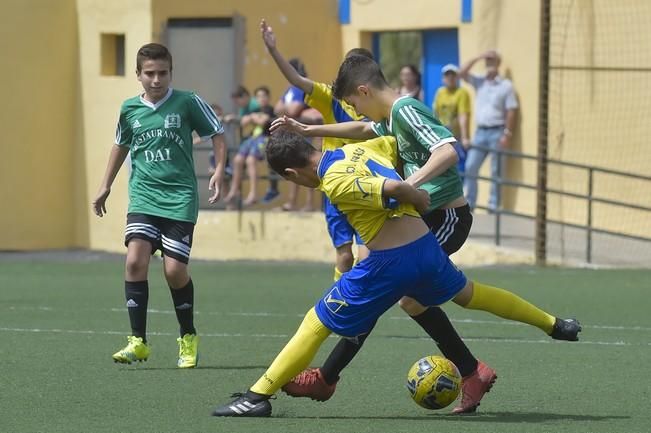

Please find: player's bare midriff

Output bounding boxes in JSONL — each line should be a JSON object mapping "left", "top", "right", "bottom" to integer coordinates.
{"left": 366, "top": 215, "right": 430, "bottom": 251}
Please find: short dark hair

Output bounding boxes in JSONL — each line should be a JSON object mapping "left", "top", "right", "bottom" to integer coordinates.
{"left": 332, "top": 55, "right": 388, "bottom": 100}
{"left": 401, "top": 64, "right": 422, "bottom": 86}
{"left": 136, "top": 43, "right": 173, "bottom": 73}
{"left": 266, "top": 130, "right": 316, "bottom": 175}
{"left": 289, "top": 58, "right": 307, "bottom": 78}
{"left": 345, "top": 48, "right": 374, "bottom": 60}
{"left": 231, "top": 85, "right": 250, "bottom": 98}
{"left": 254, "top": 86, "right": 270, "bottom": 96}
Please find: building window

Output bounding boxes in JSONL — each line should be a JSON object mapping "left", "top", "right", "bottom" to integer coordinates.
{"left": 100, "top": 33, "right": 125, "bottom": 76}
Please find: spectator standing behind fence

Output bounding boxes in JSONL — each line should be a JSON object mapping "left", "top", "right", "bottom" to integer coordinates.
{"left": 433, "top": 64, "right": 471, "bottom": 176}
{"left": 459, "top": 50, "right": 518, "bottom": 211}
{"left": 224, "top": 86, "right": 274, "bottom": 208}
{"left": 398, "top": 65, "right": 424, "bottom": 101}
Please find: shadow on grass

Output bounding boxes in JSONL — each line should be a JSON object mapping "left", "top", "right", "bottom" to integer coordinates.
{"left": 281, "top": 412, "right": 630, "bottom": 423}
{"left": 121, "top": 365, "right": 268, "bottom": 371}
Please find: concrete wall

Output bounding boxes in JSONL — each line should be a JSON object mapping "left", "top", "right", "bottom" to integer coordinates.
{"left": 76, "top": 0, "right": 153, "bottom": 253}
{"left": 6, "top": 0, "right": 648, "bottom": 257}
{"left": 74, "top": 0, "right": 342, "bottom": 258}
{"left": 151, "top": 0, "right": 343, "bottom": 114}
{"left": 546, "top": 0, "right": 651, "bottom": 238}
{"left": 0, "top": 0, "right": 83, "bottom": 249}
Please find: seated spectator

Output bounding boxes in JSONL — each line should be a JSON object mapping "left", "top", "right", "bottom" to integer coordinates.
{"left": 224, "top": 85, "right": 260, "bottom": 140}
{"left": 224, "top": 86, "right": 274, "bottom": 208}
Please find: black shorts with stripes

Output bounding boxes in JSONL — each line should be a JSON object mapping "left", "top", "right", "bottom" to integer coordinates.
{"left": 421, "top": 204, "right": 473, "bottom": 256}
{"left": 124, "top": 213, "right": 195, "bottom": 264}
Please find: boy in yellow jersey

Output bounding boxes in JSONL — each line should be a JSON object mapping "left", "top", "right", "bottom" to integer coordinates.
{"left": 262, "top": 19, "right": 491, "bottom": 414}
{"left": 261, "top": 19, "right": 369, "bottom": 278}
{"left": 210, "top": 131, "right": 581, "bottom": 417}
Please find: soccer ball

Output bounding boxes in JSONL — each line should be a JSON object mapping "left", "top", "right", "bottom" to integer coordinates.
{"left": 406, "top": 355, "right": 461, "bottom": 410}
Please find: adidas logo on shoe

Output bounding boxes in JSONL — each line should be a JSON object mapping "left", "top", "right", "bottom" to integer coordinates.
{"left": 175, "top": 303, "right": 193, "bottom": 310}
{"left": 126, "top": 299, "right": 139, "bottom": 308}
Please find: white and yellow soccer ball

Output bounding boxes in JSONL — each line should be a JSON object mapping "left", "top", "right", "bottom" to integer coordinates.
{"left": 406, "top": 355, "right": 462, "bottom": 410}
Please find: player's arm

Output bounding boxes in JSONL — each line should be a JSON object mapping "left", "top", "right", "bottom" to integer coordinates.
{"left": 92, "top": 144, "right": 129, "bottom": 217}
{"left": 406, "top": 144, "right": 459, "bottom": 188}
{"left": 249, "top": 111, "right": 271, "bottom": 126}
{"left": 395, "top": 105, "right": 458, "bottom": 188}
{"left": 459, "top": 52, "right": 490, "bottom": 82}
{"left": 188, "top": 93, "right": 227, "bottom": 203}
{"left": 260, "top": 19, "right": 313, "bottom": 95}
{"left": 271, "top": 116, "right": 375, "bottom": 139}
{"left": 208, "top": 133, "right": 226, "bottom": 204}
{"left": 383, "top": 180, "right": 430, "bottom": 214}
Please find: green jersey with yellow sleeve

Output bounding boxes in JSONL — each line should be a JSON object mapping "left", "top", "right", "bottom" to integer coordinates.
{"left": 305, "top": 81, "right": 366, "bottom": 151}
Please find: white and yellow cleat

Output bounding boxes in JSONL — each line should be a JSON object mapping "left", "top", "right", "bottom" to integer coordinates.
{"left": 177, "top": 334, "right": 199, "bottom": 368}
{"left": 112, "top": 336, "right": 150, "bottom": 364}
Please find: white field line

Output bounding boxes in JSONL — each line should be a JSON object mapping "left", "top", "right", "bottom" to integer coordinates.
{"left": 7, "top": 305, "right": 650, "bottom": 333}
{"left": 0, "top": 326, "right": 648, "bottom": 347}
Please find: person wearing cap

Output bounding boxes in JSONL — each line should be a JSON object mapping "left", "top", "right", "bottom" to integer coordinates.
{"left": 433, "top": 64, "right": 472, "bottom": 176}
{"left": 459, "top": 50, "right": 518, "bottom": 211}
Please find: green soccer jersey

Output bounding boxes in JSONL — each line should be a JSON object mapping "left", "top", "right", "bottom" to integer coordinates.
{"left": 370, "top": 96, "right": 463, "bottom": 211}
{"left": 115, "top": 88, "right": 223, "bottom": 223}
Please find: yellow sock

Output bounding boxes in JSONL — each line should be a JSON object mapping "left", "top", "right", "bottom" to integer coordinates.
{"left": 465, "top": 281, "right": 556, "bottom": 334}
{"left": 250, "top": 308, "right": 331, "bottom": 395}
{"left": 333, "top": 267, "right": 343, "bottom": 282}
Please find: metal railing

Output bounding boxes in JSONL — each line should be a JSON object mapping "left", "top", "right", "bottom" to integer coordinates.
{"left": 466, "top": 144, "right": 651, "bottom": 263}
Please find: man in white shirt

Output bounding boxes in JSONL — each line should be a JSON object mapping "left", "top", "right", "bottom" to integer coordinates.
{"left": 459, "top": 50, "right": 518, "bottom": 211}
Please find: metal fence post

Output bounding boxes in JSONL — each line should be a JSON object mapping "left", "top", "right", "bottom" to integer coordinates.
{"left": 495, "top": 151, "right": 501, "bottom": 246}
{"left": 587, "top": 168, "right": 594, "bottom": 263}
{"left": 536, "top": 0, "right": 551, "bottom": 265}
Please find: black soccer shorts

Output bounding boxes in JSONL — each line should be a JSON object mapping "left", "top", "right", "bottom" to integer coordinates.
{"left": 124, "top": 213, "right": 195, "bottom": 264}
{"left": 421, "top": 204, "right": 473, "bottom": 256}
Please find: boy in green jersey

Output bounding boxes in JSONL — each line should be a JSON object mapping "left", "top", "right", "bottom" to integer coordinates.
{"left": 92, "top": 43, "right": 225, "bottom": 368}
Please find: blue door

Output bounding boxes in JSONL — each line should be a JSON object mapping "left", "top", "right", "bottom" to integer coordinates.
{"left": 422, "top": 29, "right": 459, "bottom": 107}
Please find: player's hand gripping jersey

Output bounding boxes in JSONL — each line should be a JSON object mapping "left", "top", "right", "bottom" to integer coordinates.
{"left": 305, "top": 82, "right": 366, "bottom": 151}
{"left": 317, "top": 136, "right": 421, "bottom": 244}
{"left": 371, "top": 96, "right": 463, "bottom": 211}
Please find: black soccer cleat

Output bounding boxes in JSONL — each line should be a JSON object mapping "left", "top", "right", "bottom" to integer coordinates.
{"left": 550, "top": 318, "right": 582, "bottom": 341}
{"left": 211, "top": 393, "right": 272, "bottom": 417}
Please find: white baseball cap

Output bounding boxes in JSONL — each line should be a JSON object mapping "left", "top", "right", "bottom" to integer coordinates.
{"left": 441, "top": 64, "right": 459, "bottom": 74}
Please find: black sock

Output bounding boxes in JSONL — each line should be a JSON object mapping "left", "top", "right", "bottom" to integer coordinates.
{"left": 170, "top": 278, "right": 196, "bottom": 336}
{"left": 125, "top": 280, "right": 148, "bottom": 342}
{"left": 320, "top": 329, "right": 372, "bottom": 385}
{"left": 245, "top": 389, "right": 270, "bottom": 402}
{"left": 269, "top": 178, "right": 278, "bottom": 192}
{"left": 411, "top": 307, "right": 478, "bottom": 377}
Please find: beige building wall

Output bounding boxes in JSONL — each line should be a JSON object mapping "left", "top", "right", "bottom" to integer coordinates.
{"left": 74, "top": 0, "right": 341, "bottom": 259}
{"left": 152, "top": 0, "right": 343, "bottom": 114}
{"left": 0, "top": 0, "right": 82, "bottom": 249}
{"left": 6, "top": 0, "right": 647, "bottom": 257}
{"left": 341, "top": 0, "right": 542, "bottom": 216}
{"left": 76, "top": 0, "right": 153, "bottom": 253}
{"left": 547, "top": 0, "right": 651, "bottom": 238}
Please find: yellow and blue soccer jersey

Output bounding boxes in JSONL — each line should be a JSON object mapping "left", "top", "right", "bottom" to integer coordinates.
{"left": 317, "top": 136, "right": 421, "bottom": 245}
{"left": 305, "top": 82, "right": 366, "bottom": 151}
